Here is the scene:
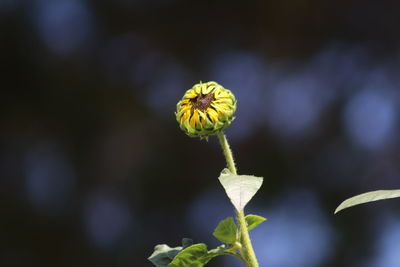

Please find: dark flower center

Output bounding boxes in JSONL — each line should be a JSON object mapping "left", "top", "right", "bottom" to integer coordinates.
{"left": 191, "top": 93, "right": 215, "bottom": 111}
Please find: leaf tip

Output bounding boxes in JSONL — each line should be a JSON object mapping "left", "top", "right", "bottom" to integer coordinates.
{"left": 334, "top": 202, "right": 346, "bottom": 214}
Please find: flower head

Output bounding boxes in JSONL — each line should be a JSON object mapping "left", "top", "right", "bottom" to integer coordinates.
{"left": 176, "top": 81, "right": 236, "bottom": 138}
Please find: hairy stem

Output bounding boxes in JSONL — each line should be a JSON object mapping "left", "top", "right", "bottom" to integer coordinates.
{"left": 217, "top": 131, "right": 237, "bottom": 175}
{"left": 217, "top": 132, "right": 260, "bottom": 267}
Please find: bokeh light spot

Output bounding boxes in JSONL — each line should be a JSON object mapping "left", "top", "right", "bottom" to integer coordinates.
{"left": 84, "top": 192, "right": 133, "bottom": 250}
{"left": 343, "top": 88, "right": 397, "bottom": 150}
{"left": 25, "top": 142, "right": 76, "bottom": 216}
{"left": 33, "top": 0, "right": 93, "bottom": 54}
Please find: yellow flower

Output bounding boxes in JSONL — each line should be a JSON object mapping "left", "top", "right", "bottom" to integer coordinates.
{"left": 176, "top": 81, "right": 237, "bottom": 138}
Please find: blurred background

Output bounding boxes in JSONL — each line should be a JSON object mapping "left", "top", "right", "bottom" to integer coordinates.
{"left": 2, "top": 0, "right": 400, "bottom": 266}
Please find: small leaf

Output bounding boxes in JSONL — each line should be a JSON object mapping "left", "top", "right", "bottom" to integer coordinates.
{"left": 218, "top": 171, "right": 263, "bottom": 211}
{"left": 335, "top": 189, "right": 400, "bottom": 214}
{"left": 148, "top": 244, "right": 182, "bottom": 267}
{"left": 213, "top": 217, "right": 237, "bottom": 244}
{"left": 168, "top": 244, "right": 213, "bottom": 267}
{"left": 245, "top": 214, "right": 267, "bottom": 230}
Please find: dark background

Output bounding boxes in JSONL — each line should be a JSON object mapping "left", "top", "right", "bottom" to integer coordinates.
{"left": 2, "top": 0, "right": 400, "bottom": 266}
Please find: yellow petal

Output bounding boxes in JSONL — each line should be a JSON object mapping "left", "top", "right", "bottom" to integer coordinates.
{"left": 206, "top": 108, "right": 219, "bottom": 123}
{"left": 194, "top": 86, "right": 202, "bottom": 95}
{"left": 190, "top": 110, "right": 200, "bottom": 129}
{"left": 198, "top": 110, "right": 208, "bottom": 126}
{"left": 184, "top": 91, "right": 197, "bottom": 99}
{"left": 211, "top": 103, "right": 230, "bottom": 112}
{"left": 181, "top": 110, "right": 191, "bottom": 122}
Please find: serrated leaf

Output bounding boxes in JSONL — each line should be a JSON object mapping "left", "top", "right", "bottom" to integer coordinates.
{"left": 168, "top": 244, "right": 213, "bottom": 267}
{"left": 335, "top": 189, "right": 400, "bottom": 214}
{"left": 218, "top": 171, "right": 263, "bottom": 211}
{"left": 245, "top": 214, "right": 267, "bottom": 230}
{"left": 213, "top": 217, "right": 237, "bottom": 244}
{"left": 148, "top": 244, "right": 182, "bottom": 267}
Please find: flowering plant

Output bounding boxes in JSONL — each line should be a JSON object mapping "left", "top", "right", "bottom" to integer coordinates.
{"left": 148, "top": 82, "right": 265, "bottom": 267}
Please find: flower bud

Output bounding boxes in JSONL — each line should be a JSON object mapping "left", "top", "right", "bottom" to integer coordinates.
{"left": 176, "top": 81, "right": 236, "bottom": 138}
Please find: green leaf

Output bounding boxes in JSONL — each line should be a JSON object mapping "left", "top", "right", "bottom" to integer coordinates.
{"left": 166, "top": 249, "right": 181, "bottom": 260}
{"left": 213, "top": 217, "right": 237, "bottom": 244}
{"left": 335, "top": 189, "right": 400, "bottom": 214}
{"left": 148, "top": 244, "right": 183, "bottom": 267}
{"left": 148, "top": 239, "right": 196, "bottom": 266}
{"left": 245, "top": 214, "right": 267, "bottom": 230}
{"left": 218, "top": 169, "right": 263, "bottom": 211}
{"left": 182, "top": 238, "right": 193, "bottom": 249}
{"left": 207, "top": 244, "right": 227, "bottom": 256}
{"left": 168, "top": 244, "right": 216, "bottom": 267}
{"left": 149, "top": 242, "right": 228, "bottom": 267}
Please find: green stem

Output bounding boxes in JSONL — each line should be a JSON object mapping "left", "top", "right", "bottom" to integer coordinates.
{"left": 236, "top": 210, "right": 259, "bottom": 267}
{"left": 217, "top": 132, "right": 260, "bottom": 267}
{"left": 217, "top": 131, "right": 237, "bottom": 175}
